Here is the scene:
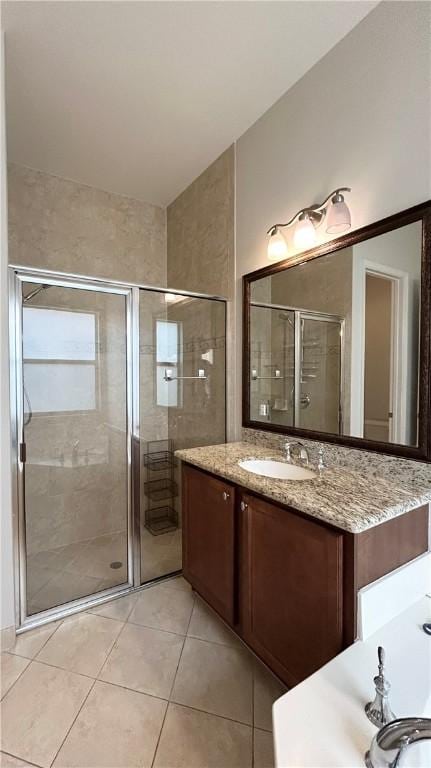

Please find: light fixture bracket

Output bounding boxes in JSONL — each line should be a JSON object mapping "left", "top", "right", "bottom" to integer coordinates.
{"left": 267, "top": 187, "right": 351, "bottom": 235}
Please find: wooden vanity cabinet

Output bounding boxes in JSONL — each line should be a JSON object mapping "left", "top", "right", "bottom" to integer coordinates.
{"left": 181, "top": 462, "right": 429, "bottom": 688}
{"left": 239, "top": 492, "right": 344, "bottom": 687}
{"left": 182, "top": 464, "right": 236, "bottom": 625}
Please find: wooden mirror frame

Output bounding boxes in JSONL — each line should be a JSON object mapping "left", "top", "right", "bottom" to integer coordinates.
{"left": 242, "top": 201, "right": 431, "bottom": 461}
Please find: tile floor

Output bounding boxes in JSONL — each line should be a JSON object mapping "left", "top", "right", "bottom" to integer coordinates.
{"left": 26, "top": 527, "right": 183, "bottom": 616}
{"left": 0, "top": 577, "right": 285, "bottom": 768}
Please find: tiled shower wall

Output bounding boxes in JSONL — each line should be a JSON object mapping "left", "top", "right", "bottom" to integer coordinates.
{"left": 8, "top": 157, "right": 233, "bottom": 586}
{"left": 8, "top": 163, "right": 168, "bottom": 563}
{"left": 167, "top": 145, "right": 235, "bottom": 299}
{"left": 8, "top": 163, "right": 166, "bottom": 285}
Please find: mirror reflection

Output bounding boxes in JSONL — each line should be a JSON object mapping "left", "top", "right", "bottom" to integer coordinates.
{"left": 249, "top": 220, "right": 422, "bottom": 446}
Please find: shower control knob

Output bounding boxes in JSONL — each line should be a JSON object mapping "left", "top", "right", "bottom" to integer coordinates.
{"left": 240, "top": 501, "right": 248, "bottom": 512}
{"left": 222, "top": 491, "right": 230, "bottom": 501}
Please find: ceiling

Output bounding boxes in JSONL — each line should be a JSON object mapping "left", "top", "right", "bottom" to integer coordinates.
{"left": 2, "top": 1, "right": 378, "bottom": 207}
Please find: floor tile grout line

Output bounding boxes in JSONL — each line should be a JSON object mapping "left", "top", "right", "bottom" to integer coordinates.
{"left": 93, "top": 617, "right": 127, "bottom": 679}
{"left": 123, "top": 617, "right": 188, "bottom": 637}
{"left": 0, "top": 654, "right": 31, "bottom": 702}
{"left": 150, "top": 697, "right": 170, "bottom": 768}
{"left": 0, "top": 749, "right": 42, "bottom": 768}
{"left": 17, "top": 656, "right": 102, "bottom": 683}
{"left": 167, "top": 592, "right": 195, "bottom": 699}
{"left": 48, "top": 677, "right": 98, "bottom": 768}
{"left": 96, "top": 616, "right": 129, "bottom": 681}
{"left": 7, "top": 616, "right": 64, "bottom": 665}
{"left": 85, "top": 601, "right": 137, "bottom": 623}
{"left": 164, "top": 699, "right": 254, "bottom": 729}
{"left": 150, "top": 592, "right": 196, "bottom": 768}
{"left": 93, "top": 675, "right": 170, "bottom": 705}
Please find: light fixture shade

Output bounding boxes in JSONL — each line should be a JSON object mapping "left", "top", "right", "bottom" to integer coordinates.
{"left": 293, "top": 215, "right": 316, "bottom": 251}
{"left": 267, "top": 229, "right": 288, "bottom": 261}
{"left": 326, "top": 199, "right": 351, "bottom": 234}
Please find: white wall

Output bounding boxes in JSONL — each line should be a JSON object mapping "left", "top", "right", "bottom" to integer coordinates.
{"left": 235, "top": 1, "right": 431, "bottom": 436}
{"left": 0, "top": 31, "right": 15, "bottom": 635}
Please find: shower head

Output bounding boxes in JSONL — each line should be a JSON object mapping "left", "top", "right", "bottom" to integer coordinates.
{"left": 23, "top": 284, "right": 51, "bottom": 303}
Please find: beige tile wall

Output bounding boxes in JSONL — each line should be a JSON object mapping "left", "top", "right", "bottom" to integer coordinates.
{"left": 167, "top": 146, "right": 234, "bottom": 299}
{"left": 8, "top": 163, "right": 166, "bottom": 286}
{"left": 8, "top": 165, "right": 168, "bottom": 606}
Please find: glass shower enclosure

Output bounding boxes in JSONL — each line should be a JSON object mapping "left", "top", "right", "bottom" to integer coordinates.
{"left": 10, "top": 268, "right": 226, "bottom": 630}
{"left": 250, "top": 302, "right": 343, "bottom": 433}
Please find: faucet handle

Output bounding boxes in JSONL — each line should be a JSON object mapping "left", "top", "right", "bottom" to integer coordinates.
{"left": 365, "top": 646, "right": 396, "bottom": 728}
{"left": 282, "top": 441, "right": 292, "bottom": 463}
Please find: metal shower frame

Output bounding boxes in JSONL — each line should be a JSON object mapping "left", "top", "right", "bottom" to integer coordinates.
{"left": 249, "top": 299, "right": 345, "bottom": 433}
{"left": 9, "top": 264, "right": 227, "bottom": 633}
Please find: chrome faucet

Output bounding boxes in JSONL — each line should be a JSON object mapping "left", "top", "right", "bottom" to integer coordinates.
{"left": 365, "top": 647, "right": 396, "bottom": 728}
{"left": 283, "top": 441, "right": 310, "bottom": 466}
{"left": 365, "top": 718, "right": 431, "bottom": 768}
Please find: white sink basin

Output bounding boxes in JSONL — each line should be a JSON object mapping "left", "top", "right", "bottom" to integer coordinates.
{"left": 238, "top": 458, "right": 316, "bottom": 481}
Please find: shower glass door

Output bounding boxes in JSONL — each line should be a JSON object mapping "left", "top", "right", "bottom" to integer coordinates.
{"left": 296, "top": 314, "right": 342, "bottom": 434}
{"left": 20, "top": 279, "right": 131, "bottom": 617}
{"left": 139, "top": 289, "right": 226, "bottom": 584}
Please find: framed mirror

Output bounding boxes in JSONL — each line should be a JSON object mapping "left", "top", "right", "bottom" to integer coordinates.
{"left": 243, "top": 202, "right": 431, "bottom": 461}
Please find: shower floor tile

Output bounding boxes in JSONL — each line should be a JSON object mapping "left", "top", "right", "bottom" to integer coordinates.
{"left": 26, "top": 531, "right": 128, "bottom": 615}
{"left": 1, "top": 580, "right": 280, "bottom": 768}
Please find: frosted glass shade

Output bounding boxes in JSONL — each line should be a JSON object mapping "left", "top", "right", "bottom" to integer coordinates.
{"left": 293, "top": 217, "right": 316, "bottom": 251}
{"left": 326, "top": 200, "right": 351, "bottom": 234}
{"left": 267, "top": 229, "right": 288, "bottom": 261}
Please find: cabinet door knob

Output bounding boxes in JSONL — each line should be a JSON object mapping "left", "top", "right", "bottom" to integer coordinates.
{"left": 240, "top": 501, "right": 248, "bottom": 511}
{"left": 222, "top": 491, "right": 230, "bottom": 501}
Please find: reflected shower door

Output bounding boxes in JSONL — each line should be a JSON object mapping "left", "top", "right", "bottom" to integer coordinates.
{"left": 296, "top": 316, "right": 342, "bottom": 434}
{"left": 21, "top": 280, "right": 130, "bottom": 616}
{"left": 139, "top": 290, "right": 226, "bottom": 584}
{"left": 249, "top": 305, "right": 295, "bottom": 427}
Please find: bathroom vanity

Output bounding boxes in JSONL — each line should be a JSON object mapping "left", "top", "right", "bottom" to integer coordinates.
{"left": 177, "top": 442, "right": 430, "bottom": 688}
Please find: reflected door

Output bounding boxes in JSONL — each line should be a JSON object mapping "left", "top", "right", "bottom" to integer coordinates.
{"left": 20, "top": 280, "right": 130, "bottom": 616}
{"left": 249, "top": 305, "right": 295, "bottom": 427}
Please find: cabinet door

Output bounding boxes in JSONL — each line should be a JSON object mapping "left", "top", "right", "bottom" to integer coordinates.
{"left": 240, "top": 493, "right": 343, "bottom": 687}
{"left": 182, "top": 464, "right": 236, "bottom": 624}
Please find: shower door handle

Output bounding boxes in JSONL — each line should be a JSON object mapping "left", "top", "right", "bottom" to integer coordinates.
{"left": 19, "top": 442, "right": 26, "bottom": 463}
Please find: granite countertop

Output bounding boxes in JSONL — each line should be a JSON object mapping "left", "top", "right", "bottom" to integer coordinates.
{"left": 175, "top": 442, "right": 431, "bottom": 533}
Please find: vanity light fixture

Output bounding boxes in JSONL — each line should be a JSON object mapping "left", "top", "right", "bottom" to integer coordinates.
{"left": 267, "top": 187, "right": 351, "bottom": 260}
{"left": 267, "top": 227, "right": 288, "bottom": 261}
